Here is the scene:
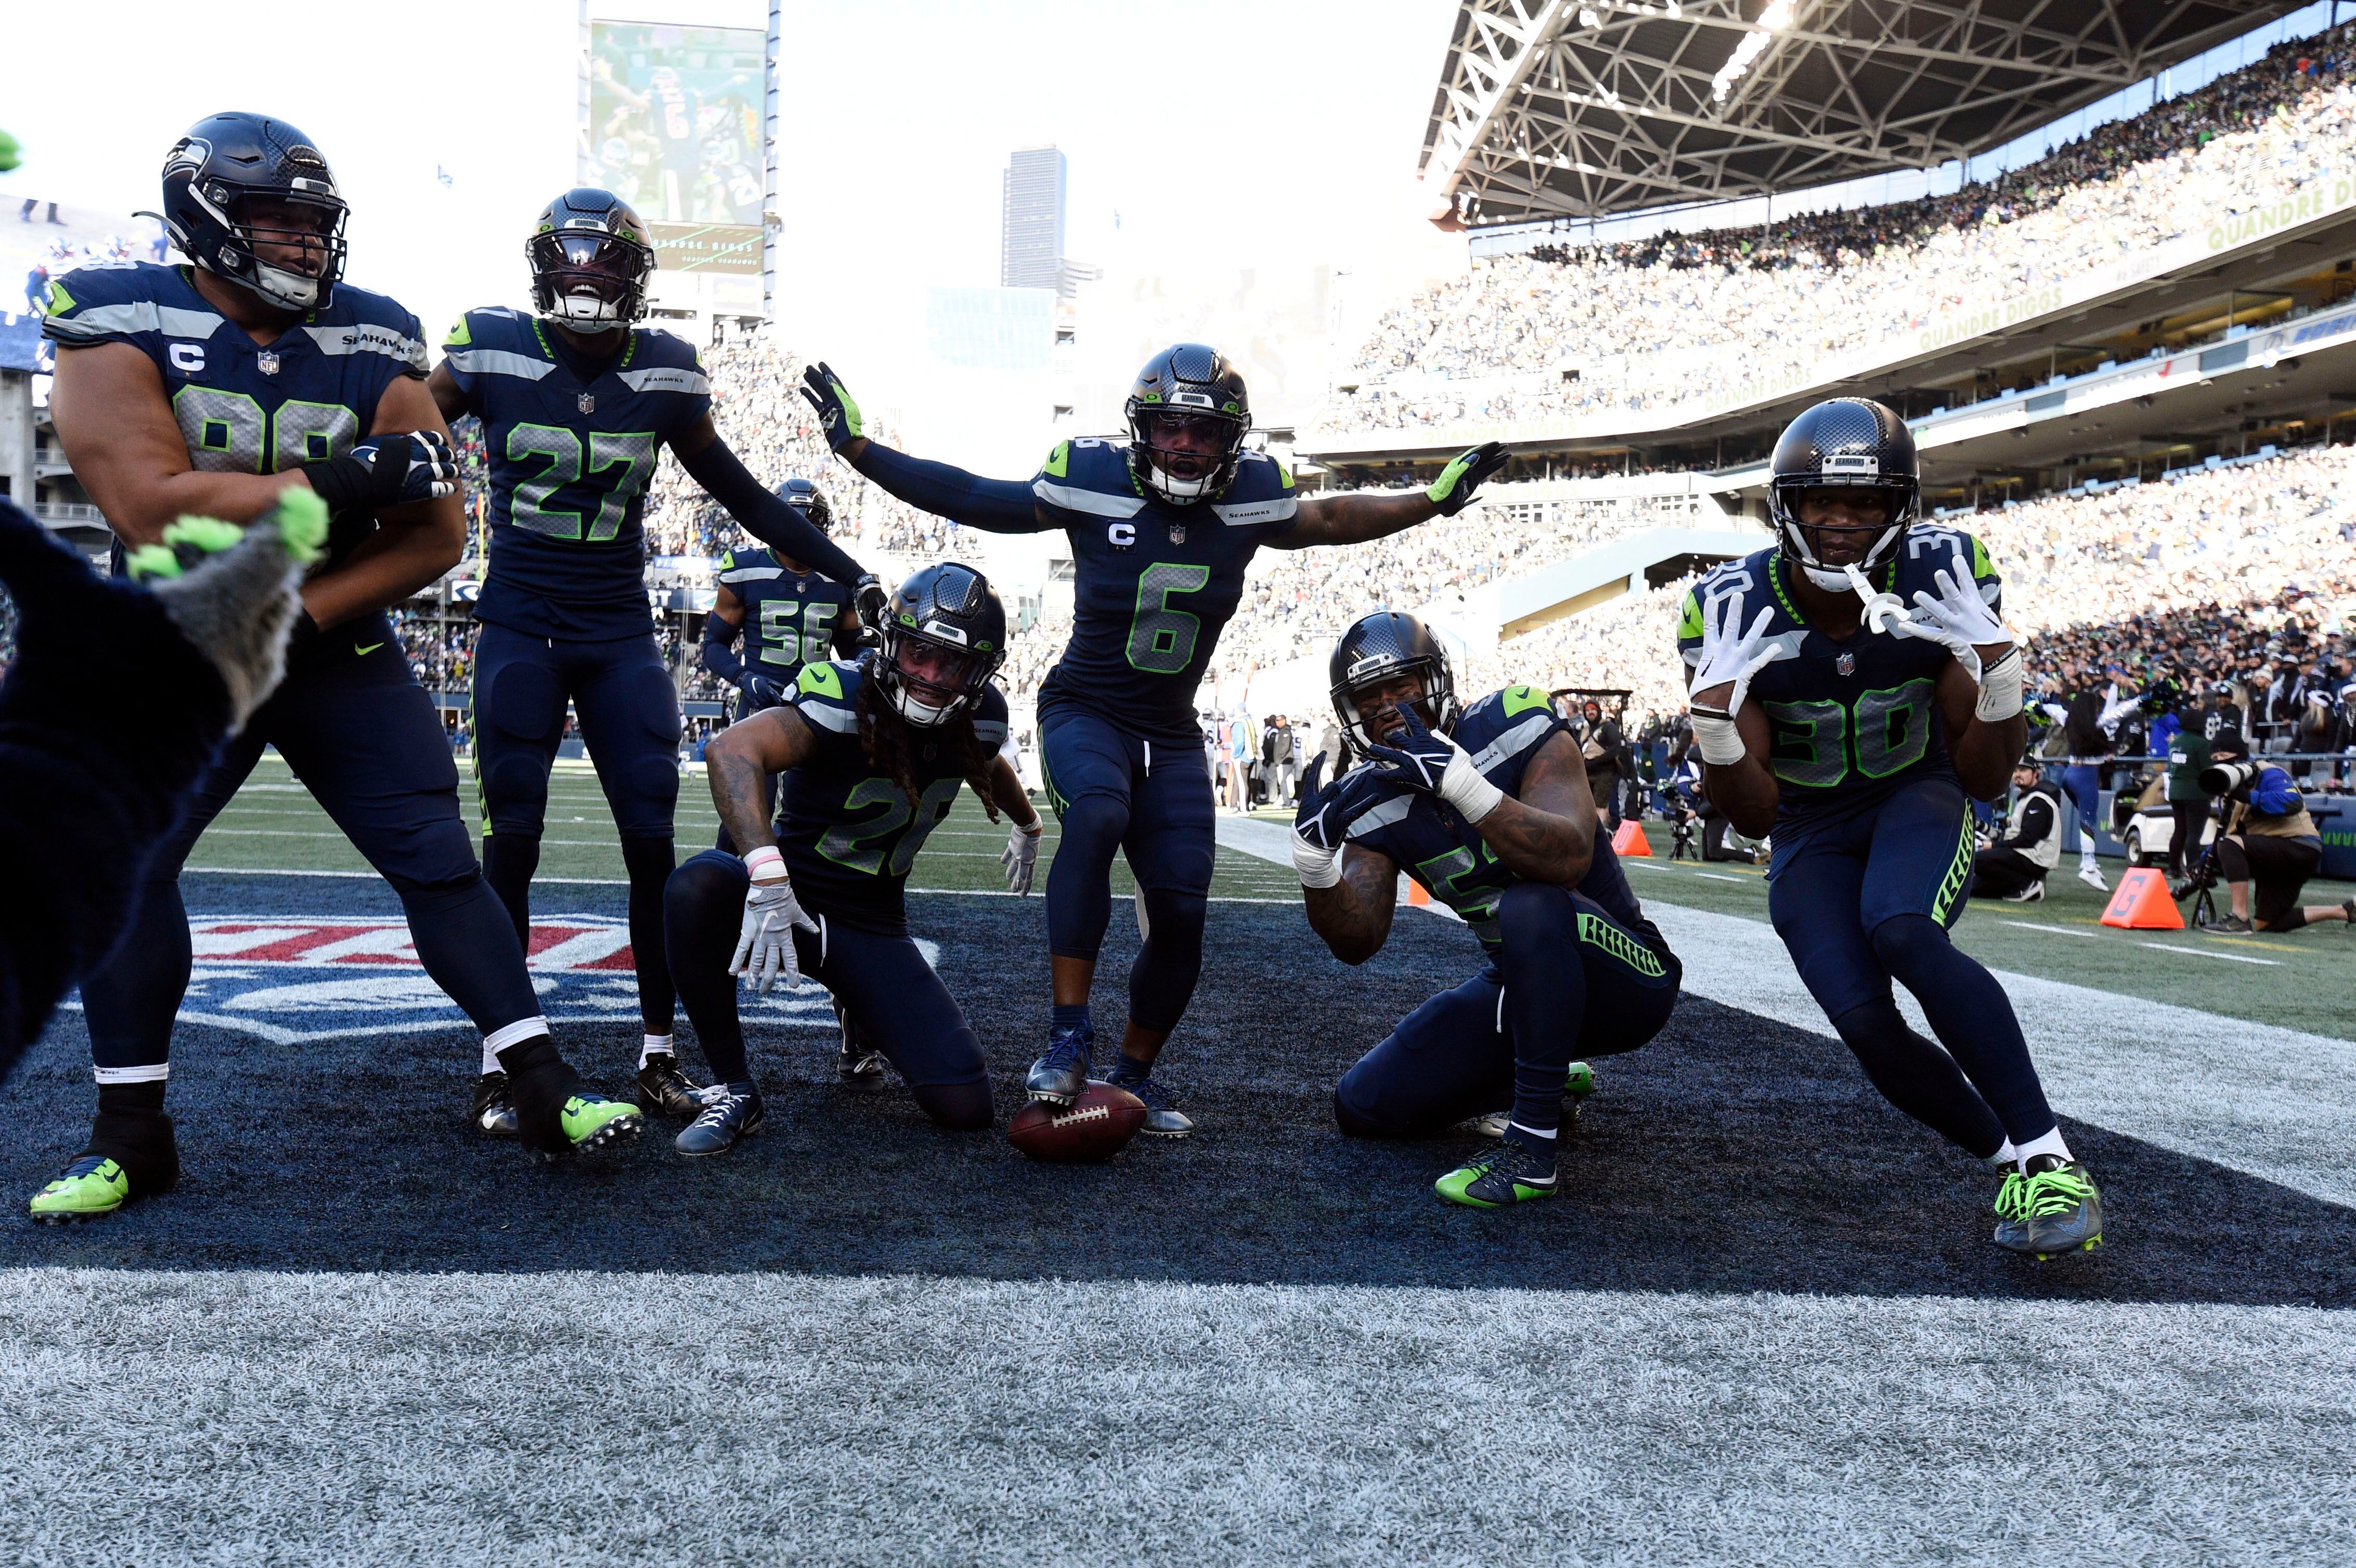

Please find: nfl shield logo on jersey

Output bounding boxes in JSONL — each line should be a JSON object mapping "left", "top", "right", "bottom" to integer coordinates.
{"left": 256, "top": 351, "right": 281, "bottom": 376}
{"left": 1168, "top": 523, "right": 1187, "bottom": 545}
{"left": 578, "top": 392, "right": 596, "bottom": 414}
{"left": 1837, "top": 651, "right": 1857, "bottom": 676}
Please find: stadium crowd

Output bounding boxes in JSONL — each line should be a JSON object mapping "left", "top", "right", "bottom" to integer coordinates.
{"left": 1324, "top": 24, "right": 2356, "bottom": 432}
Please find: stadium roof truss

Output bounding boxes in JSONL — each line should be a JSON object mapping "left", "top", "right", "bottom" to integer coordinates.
{"left": 1421, "top": 0, "right": 2316, "bottom": 224}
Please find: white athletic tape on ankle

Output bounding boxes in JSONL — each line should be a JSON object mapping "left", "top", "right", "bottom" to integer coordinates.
{"left": 483, "top": 1017, "right": 550, "bottom": 1055}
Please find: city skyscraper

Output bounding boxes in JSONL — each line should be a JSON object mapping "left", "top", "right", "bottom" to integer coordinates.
{"left": 1000, "top": 146, "right": 1067, "bottom": 291}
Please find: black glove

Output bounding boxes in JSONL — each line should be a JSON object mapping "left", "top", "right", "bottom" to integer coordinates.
{"left": 742, "top": 672, "right": 789, "bottom": 709}
{"left": 1291, "top": 753, "right": 1349, "bottom": 851}
{"left": 853, "top": 573, "right": 889, "bottom": 633}
{"left": 303, "top": 431, "right": 458, "bottom": 510}
{"left": 1423, "top": 440, "right": 1507, "bottom": 517}
{"left": 798, "top": 362, "right": 864, "bottom": 452}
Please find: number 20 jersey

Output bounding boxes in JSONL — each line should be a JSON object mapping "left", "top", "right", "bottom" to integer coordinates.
{"left": 40, "top": 260, "right": 428, "bottom": 565}
{"left": 1676, "top": 529, "right": 2002, "bottom": 841}
{"left": 1028, "top": 436, "right": 1299, "bottom": 741}
{"left": 443, "top": 306, "right": 711, "bottom": 641}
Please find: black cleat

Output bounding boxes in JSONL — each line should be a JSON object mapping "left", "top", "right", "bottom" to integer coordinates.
{"left": 2020, "top": 1157, "right": 2103, "bottom": 1259}
{"left": 1025, "top": 1023, "right": 1092, "bottom": 1106}
{"left": 636, "top": 1054, "right": 715, "bottom": 1120}
{"left": 1094, "top": 1064, "right": 1194, "bottom": 1138}
{"left": 833, "top": 998, "right": 887, "bottom": 1087}
{"left": 471, "top": 1071, "right": 518, "bottom": 1137}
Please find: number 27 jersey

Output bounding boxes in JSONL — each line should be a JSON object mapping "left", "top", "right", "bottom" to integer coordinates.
{"left": 1676, "top": 529, "right": 2001, "bottom": 839}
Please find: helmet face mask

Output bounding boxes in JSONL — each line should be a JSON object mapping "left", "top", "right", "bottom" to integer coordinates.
{"left": 872, "top": 563, "right": 1006, "bottom": 728}
{"left": 1328, "top": 611, "right": 1459, "bottom": 759}
{"left": 1124, "top": 344, "right": 1249, "bottom": 506}
{"left": 775, "top": 476, "right": 833, "bottom": 534}
{"left": 1767, "top": 398, "right": 1919, "bottom": 590}
{"left": 159, "top": 116, "right": 350, "bottom": 313}
{"left": 527, "top": 189, "right": 656, "bottom": 329}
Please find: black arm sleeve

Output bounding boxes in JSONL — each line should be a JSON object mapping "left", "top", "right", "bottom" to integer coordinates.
{"left": 701, "top": 613, "right": 744, "bottom": 684}
{"left": 673, "top": 436, "right": 873, "bottom": 587}
{"left": 850, "top": 443, "right": 1045, "bottom": 534}
{"left": 1999, "top": 796, "right": 2054, "bottom": 852}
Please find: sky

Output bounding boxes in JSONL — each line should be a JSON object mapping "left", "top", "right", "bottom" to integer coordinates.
{"left": 0, "top": 0, "right": 1460, "bottom": 411}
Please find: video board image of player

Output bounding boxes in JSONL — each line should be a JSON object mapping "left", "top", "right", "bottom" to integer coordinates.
{"left": 587, "top": 23, "right": 764, "bottom": 227}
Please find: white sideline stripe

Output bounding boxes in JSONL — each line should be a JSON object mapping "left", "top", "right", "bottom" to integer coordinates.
{"left": 1999, "top": 921, "right": 2099, "bottom": 937}
{"left": 178, "top": 866, "right": 1296, "bottom": 903}
{"left": 1, "top": 1269, "right": 2349, "bottom": 1565}
{"left": 1209, "top": 821, "right": 2356, "bottom": 1208}
{"left": 2137, "top": 941, "right": 2282, "bottom": 966}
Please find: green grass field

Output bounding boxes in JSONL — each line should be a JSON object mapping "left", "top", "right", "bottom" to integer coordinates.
{"left": 194, "top": 754, "right": 2355, "bottom": 1040}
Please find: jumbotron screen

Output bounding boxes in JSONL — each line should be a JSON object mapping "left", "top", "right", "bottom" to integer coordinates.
{"left": 585, "top": 20, "right": 764, "bottom": 274}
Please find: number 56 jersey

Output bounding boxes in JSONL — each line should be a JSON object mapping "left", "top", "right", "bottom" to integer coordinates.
{"left": 1676, "top": 529, "right": 2001, "bottom": 843}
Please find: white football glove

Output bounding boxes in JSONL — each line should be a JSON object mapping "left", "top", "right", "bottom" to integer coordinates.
{"left": 730, "top": 875, "right": 818, "bottom": 994}
{"left": 1842, "top": 563, "right": 1907, "bottom": 636}
{"left": 1001, "top": 818, "right": 1044, "bottom": 895}
{"left": 1886, "top": 567, "right": 2010, "bottom": 682}
{"left": 1688, "top": 594, "right": 1793, "bottom": 765}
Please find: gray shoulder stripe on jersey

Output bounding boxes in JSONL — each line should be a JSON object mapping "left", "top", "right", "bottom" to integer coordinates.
{"left": 617, "top": 367, "right": 710, "bottom": 395}
{"left": 1344, "top": 794, "right": 1414, "bottom": 838}
{"left": 795, "top": 701, "right": 859, "bottom": 733}
{"left": 1468, "top": 713, "right": 1557, "bottom": 774}
{"left": 973, "top": 721, "right": 1009, "bottom": 745}
{"left": 44, "top": 301, "right": 224, "bottom": 340}
{"left": 719, "top": 567, "right": 784, "bottom": 583}
{"left": 1211, "top": 495, "right": 1298, "bottom": 526}
{"left": 442, "top": 348, "right": 555, "bottom": 382}
{"left": 1032, "top": 480, "right": 1145, "bottom": 519}
{"left": 301, "top": 324, "right": 427, "bottom": 365}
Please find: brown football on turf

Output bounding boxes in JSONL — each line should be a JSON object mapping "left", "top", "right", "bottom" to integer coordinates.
{"left": 1007, "top": 1084, "right": 1147, "bottom": 1163}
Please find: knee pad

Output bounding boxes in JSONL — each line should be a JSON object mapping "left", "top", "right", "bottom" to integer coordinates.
{"left": 482, "top": 755, "right": 551, "bottom": 836}
{"left": 667, "top": 849, "right": 749, "bottom": 911}
{"left": 910, "top": 1079, "right": 994, "bottom": 1133}
{"left": 1495, "top": 880, "right": 1572, "bottom": 947}
{"left": 1139, "top": 887, "right": 1207, "bottom": 947}
{"left": 1056, "top": 793, "right": 1129, "bottom": 856}
{"left": 1332, "top": 1085, "right": 1396, "bottom": 1140}
{"left": 1868, "top": 912, "right": 1950, "bottom": 976}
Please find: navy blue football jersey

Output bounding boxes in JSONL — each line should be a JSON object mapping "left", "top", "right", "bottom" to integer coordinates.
{"left": 1676, "top": 530, "right": 2000, "bottom": 840}
{"left": 775, "top": 659, "right": 1011, "bottom": 926}
{"left": 1029, "top": 437, "right": 1298, "bottom": 740}
{"left": 1338, "top": 685, "right": 1660, "bottom": 965}
{"left": 41, "top": 260, "right": 428, "bottom": 565}
{"left": 718, "top": 545, "right": 853, "bottom": 683}
{"left": 443, "top": 306, "right": 711, "bottom": 641}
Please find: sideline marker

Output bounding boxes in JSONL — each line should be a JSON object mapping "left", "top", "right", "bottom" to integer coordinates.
{"left": 2099, "top": 867, "right": 2184, "bottom": 929}
{"left": 1610, "top": 820, "right": 1652, "bottom": 857}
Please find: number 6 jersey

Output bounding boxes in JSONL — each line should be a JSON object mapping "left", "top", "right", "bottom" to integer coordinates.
{"left": 1676, "top": 530, "right": 2002, "bottom": 842}
{"left": 442, "top": 305, "right": 711, "bottom": 641}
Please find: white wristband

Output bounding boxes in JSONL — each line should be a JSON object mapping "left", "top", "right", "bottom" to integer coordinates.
{"left": 1438, "top": 750, "right": 1506, "bottom": 823}
{"left": 1291, "top": 832, "right": 1342, "bottom": 889}
{"left": 1975, "top": 647, "right": 2025, "bottom": 724}
{"left": 1691, "top": 711, "right": 1746, "bottom": 766}
{"left": 743, "top": 845, "right": 785, "bottom": 881}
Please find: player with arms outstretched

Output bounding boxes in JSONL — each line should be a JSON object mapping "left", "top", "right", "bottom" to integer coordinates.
{"left": 798, "top": 346, "right": 1506, "bottom": 1134}
{"left": 698, "top": 476, "right": 865, "bottom": 853}
{"left": 1678, "top": 397, "right": 2100, "bottom": 1258}
{"left": 426, "top": 189, "right": 883, "bottom": 1133}
{"left": 1296, "top": 613, "right": 1681, "bottom": 1205}
{"left": 663, "top": 564, "right": 1040, "bottom": 1151}
{"left": 33, "top": 116, "right": 639, "bottom": 1223}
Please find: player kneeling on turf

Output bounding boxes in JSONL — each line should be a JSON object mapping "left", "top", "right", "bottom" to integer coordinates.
{"left": 1298, "top": 613, "right": 1681, "bottom": 1207}
{"left": 662, "top": 564, "right": 1041, "bottom": 1152}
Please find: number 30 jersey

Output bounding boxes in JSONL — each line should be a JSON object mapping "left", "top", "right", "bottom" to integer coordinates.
{"left": 1029, "top": 437, "right": 1299, "bottom": 741}
{"left": 776, "top": 659, "right": 1011, "bottom": 929}
{"left": 442, "top": 305, "right": 711, "bottom": 641}
{"left": 1676, "top": 530, "right": 2002, "bottom": 841}
{"left": 41, "top": 260, "right": 428, "bottom": 566}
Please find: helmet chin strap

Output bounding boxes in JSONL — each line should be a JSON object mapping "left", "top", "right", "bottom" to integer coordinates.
{"left": 888, "top": 684, "right": 955, "bottom": 727}
{"left": 1146, "top": 458, "right": 1211, "bottom": 504}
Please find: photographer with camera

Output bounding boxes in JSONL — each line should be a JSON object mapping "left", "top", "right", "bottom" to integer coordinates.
{"left": 2196, "top": 734, "right": 2355, "bottom": 936}
{"left": 1971, "top": 759, "right": 2063, "bottom": 903}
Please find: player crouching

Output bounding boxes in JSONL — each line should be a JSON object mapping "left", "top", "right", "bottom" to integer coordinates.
{"left": 1295, "top": 613, "right": 1681, "bottom": 1207}
{"left": 662, "top": 565, "right": 1041, "bottom": 1152}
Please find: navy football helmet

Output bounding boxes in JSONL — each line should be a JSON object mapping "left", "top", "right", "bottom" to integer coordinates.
{"left": 1329, "top": 611, "right": 1460, "bottom": 757}
{"left": 1124, "top": 344, "right": 1249, "bottom": 506}
{"left": 776, "top": 475, "right": 833, "bottom": 533}
{"left": 876, "top": 563, "right": 1006, "bottom": 727}
{"left": 153, "top": 112, "right": 348, "bottom": 312}
{"left": 1767, "top": 397, "right": 1920, "bottom": 591}
{"left": 528, "top": 188, "right": 656, "bottom": 328}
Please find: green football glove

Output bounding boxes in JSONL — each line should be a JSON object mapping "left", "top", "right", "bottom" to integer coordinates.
{"left": 0, "top": 128, "right": 21, "bottom": 175}
{"left": 1426, "top": 441, "right": 1507, "bottom": 516}
{"left": 798, "top": 361, "right": 864, "bottom": 452}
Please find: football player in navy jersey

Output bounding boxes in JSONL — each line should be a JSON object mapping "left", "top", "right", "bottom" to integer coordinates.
{"left": 698, "top": 476, "right": 864, "bottom": 853}
{"left": 1295, "top": 613, "right": 1682, "bottom": 1206}
{"left": 427, "top": 189, "right": 884, "bottom": 1132}
{"left": 798, "top": 347, "right": 1507, "bottom": 1135}
{"left": 32, "top": 115, "right": 640, "bottom": 1223}
{"left": 1678, "top": 396, "right": 2100, "bottom": 1259}
{"left": 662, "top": 564, "right": 1039, "bottom": 1151}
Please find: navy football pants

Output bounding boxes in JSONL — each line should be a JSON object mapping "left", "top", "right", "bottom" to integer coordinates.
{"left": 472, "top": 622, "right": 680, "bottom": 1035}
{"left": 1766, "top": 775, "right": 2056, "bottom": 1156}
{"left": 1335, "top": 881, "right": 1680, "bottom": 1138}
{"left": 664, "top": 851, "right": 992, "bottom": 1130}
{"left": 1038, "top": 706, "right": 1214, "bottom": 1034}
{"left": 78, "top": 617, "right": 543, "bottom": 1082}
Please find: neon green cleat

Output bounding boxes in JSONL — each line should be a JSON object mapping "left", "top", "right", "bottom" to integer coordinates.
{"left": 2021, "top": 1159, "right": 2103, "bottom": 1259}
{"left": 558, "top": 1093, "right": 643, "bottom": 1154}
{"left": 1991, "top": 1169, "right": 2031, "bottom": 1251}
{"left": 1564, "top": 1062, "right": 1597, "bottom": 1101}
{"left": 1435, "top": 1134, "right": 1559, "bottom": 1208}
{"left": 29, "top": 1157, "right": 131, "bottom": 1224}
